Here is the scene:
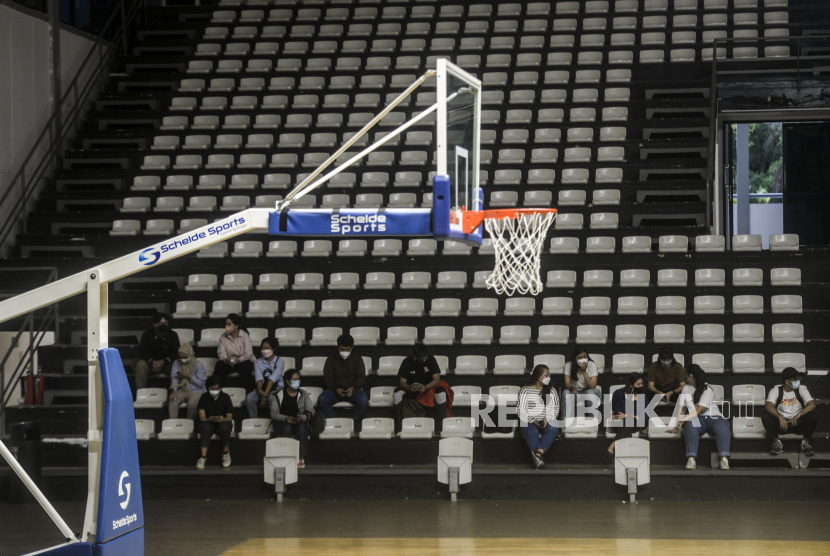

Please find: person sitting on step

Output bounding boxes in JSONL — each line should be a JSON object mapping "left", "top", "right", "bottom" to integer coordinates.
{"left": 271, "top": 368, "right": 314, "bottom": 468}
{"left": 134, "top": 312, "right": 180, "bottom": 392}
{"left": 607, "top": 372, "right": 645, "bottom": 458}
{"left": 167, "top": 344, "right": 206, "bottom": 421}
{"left": 394, "top": 344, "right": 453, "bottom": 433}
{"left": 245, "top": 337, "right": 284, "bottom": 419}
{"left": 670, "top": 364, "right": 730, "bottom": 470}
{"left": 763, "top": 367, "right": 817, "bottom": 457}
{"left": 196, "top": 375, "right": 233, "bottom": 470}
{"left": 213, "top": 313, "right": 256, "bottom": 393}
{"left": 518, "top": 364, "right": 560, "bottom": 470}
{"left": 646, "top": 347, "right": 685, "bottom": 406}
{"left": 317, "top": 334, "right": 368, "bottom": 423}
{"left": 561, "top": 345, "right": 601, "bottom": 420}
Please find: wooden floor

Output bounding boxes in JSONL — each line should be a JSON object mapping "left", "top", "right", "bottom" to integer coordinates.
{"left": 222, "top": 538, "right": 830, "bottom": 556}
{"left": 2, "top": 500, "right": 830, "bottom": 555}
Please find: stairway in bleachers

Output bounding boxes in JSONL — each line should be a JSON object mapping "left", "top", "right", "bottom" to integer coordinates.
{"left": 3, "top": 0, "right": 830, "bottom": 496}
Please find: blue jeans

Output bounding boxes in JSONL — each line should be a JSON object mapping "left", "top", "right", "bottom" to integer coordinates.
{"left": 277, "top": 420, "right": 310, "bottom": 459}
{"left": 683, "top": 415, "right": 731, "bottom": 458}
{"left": 245, "top": 390, "right": 278, "bottom": 419}
{"left": 520, "top": 421, "right": 559, "bottom": 455}
{"left": 561, "top": 387, "right": 602, "bottom": 419}
{"left": 317, "top": 388, "right": 369, "bottom": 420}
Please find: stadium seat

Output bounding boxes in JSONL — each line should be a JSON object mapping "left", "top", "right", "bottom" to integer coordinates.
{"left": 617, "top": 296, "right": 648, "bottom": 315}
{"left": 537, "top": 325, "right": 570, "bottom": 344}
{"left": 359, "top": 418, "right": 395, "bottom": 440}
{"left": 769, "top": 234, "right": 799, "bottom": 251}
{"left": 550, "top": 237, "right": 580, "bottom": 254}
{"left": 275, "top": 328, "right": 305, "bottom": 347}
{"left": 584, "top": 270, "right": 613, "bottom": 288}
{"left": 467, "top": 298, "right": 499, "bottom": 317}
{"left": 732, "top": 353, "right": 765, "bottom": 374}
{"left": 622, "top": 236, "right": 651, "bottom": 253}
{"left": 158, "top": 419, "right": 195, "bottom": 440}
{"left": 580, "top": 297, "right": 611, "bottom": 315}
{"left": 732, "top": 234, "right": 763, "bottom": 252}
{"left": 386, "top": 326, "right": 418, "bottom": 346}
{"left": 493, "top": 355, "right": 526, "bottom": 376}
{"left": 772, "top": 353, "right": 806, "bottom": 373}
{"left": 134, "top": 388, "right": 166, "bottom": 409}
{"left": 655, "top": 296, "right": 686, "bottom": 315}
{"left": 365, "top": 272, "right": 395, "bottom": 290}
{"left": 658, "top": 235, "right": 688, "bottom": 253}
{"left": 546, "top": 270, "right": 578, "bottom": 288}
{"left": 615, "top": 324, "right": 647, "bottom": 344}
{"left": 648, "top": 416, "right": 680, "bottom": 439}
{"left": 692, "top": 324, "right": 725, "bottom": 343}
{"left": 692, "top": 353, "right": 724, "bottom": 374}
{"left": 209, "top": 300, "right": 243, "bottom": 319}
{"left": 293, "top": 273, "right": 324, "bottom": 290}
{"left": 770, "top": 268, "right": 801, "bottom": 286}
{"left": 319, "top": 418, "right": 354, "bottom": 440}
{"left": 733, "top": 295, "right": 764, "bottom": 314}
{"left": 564, "top": 417, "right": 599, "bottom": 439}
{"left": 499, "top": 325, "right": 532, "bottom": 345}
{"left": 619, "top": 269, "right": 650, "bottom": 288}
{"left": 441, "top": 417, "right": 475, "bottom": 439}
{"left": 173, "top": 301, "right": 206, "bottom": 319}
{"left": 423, "top": 326, "right": 455, "bottom": 346}
{"left": 257, "top": 274, "right": 288, "bottom": 291}
{"left": 771, "top": 295, "right": 803, "bottom": 314}
{"left": 400, "top": 418, "right": 434, "bottom": 439}
{"left": 246, "top": 300, "right": 278, "bottom": 319}
{"left": 772, "top": 323, "right": 804, "bottom": 343}
{"left": 461, "top": 326, "right": 494, "bottom": 345}
{"left": 576, "top": 324, "right": 608, "bottom": 344}
{"left": 657, "top": 269, "right": 687, "bottom": 287}
{"left": 695, "top": 269, "right": 725, "bottom": 287}
{"left": 732, "top": 417, "right": 766, "bottom": 440}
{"left": 733, "top": 323, "right": 764, "bottom": 343}
{"left": 239, "top": 419, "right": 272, "bottom": 441}
{"left": 694, "top": 295, "right": 725, "bottom": 314}
{"left": 612, "top": 354, "right": 644, "bottom": 375}
{"left": 653, "top": 324, "right": 685, "bottom": 344}
{"left": 695, "top": 235, "right": 726, "bottom": 252}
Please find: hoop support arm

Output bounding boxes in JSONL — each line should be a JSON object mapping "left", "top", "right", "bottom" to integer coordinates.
{"left": 461, "top": 208, "right": 558, "bottom": 234}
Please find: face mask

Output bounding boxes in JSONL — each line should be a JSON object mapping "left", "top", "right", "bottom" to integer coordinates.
{"left": 339, "top": 351, "right": 350, "bottom": 360}
{"left": 179, "top": 357, "right": 190, "bottom": 364}
{"left": 261, "top": 349, "right": 273, "bottom": 359}
{"left": 290, "top": 380, "right": 301, "bottom": 390}
{"left": 633, "top": 386, "right": 644, "bottom": 394}
{"left": 156, "top": 324, "right": 169, "bottom": 335}
{"left": 209, "top": 389, "right": 220, "bottom": 397}
{"left": 577, "top": 358, "right": 588, "bottom": 366}
{"left": 541, "top": 377, "right": 551, "bottom": 385}
{"left": 790, "top": 380, "right": 801, "bottom": 389}
{"left": 661, "top": 360, "right": 672, "bottom": 368}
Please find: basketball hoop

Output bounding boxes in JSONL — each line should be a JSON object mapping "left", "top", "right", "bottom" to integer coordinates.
{"left": 463, "top": 209, "right": 557, "bottom": 296}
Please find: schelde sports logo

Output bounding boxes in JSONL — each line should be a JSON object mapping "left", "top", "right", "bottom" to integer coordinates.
{"left": 330, "top": 213, "right": 386, "bottom": 234}
{"left": 118, "top": 471, "right": 131, "bottom": 510}
{"left": 112, "top": 513, "right": 138, "bottom": 531}
{"left": 138, "top": 248, "right": 160, "bottom": 266}
{"left": 137, "top": 217, "right": 247, "bottom": 265}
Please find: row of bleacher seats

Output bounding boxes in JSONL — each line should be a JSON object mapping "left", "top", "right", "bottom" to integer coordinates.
{"left": 172, "top": 293, "right": 803, "bottom": 320}
{"left": 177, "top": 267, "right": 802, "bottom": 290}
{"left": 131, "top": 172, "right": 439, "bottom": 190}
{"left": 207, "top": 2, "right": 791, "bottom": 22}
{"left": 133, "top": 350, "right": 805, "bottom": 378}
{"left": 167, "top": 322, "right": 806, "bottom": 347}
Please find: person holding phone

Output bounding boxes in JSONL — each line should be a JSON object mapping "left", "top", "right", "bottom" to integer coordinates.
{"left": 196, "top": 375, "right": 234, "bottom": 470}
{"left": 245, "top": 338, "right": 284, "bottom": 419}
{"left": 271, "top": 368, "right": 314, "bottom": 468}
{"left": 317, "top": 334, "right": 368, "bottom": 423}
{"left": 763, "top": 367, "right": 817, "bottom": 457}
{"left": 394, "top": 344, "right": 451, "bottom": 433}
{"left": 214, "top": 313, "right": 257, "bottom": 392}
{"left": 646, "top": 347, "right": 685, "bottom": 406}
{"left": 517, "top": 365, "right": 560, "bottom": 469}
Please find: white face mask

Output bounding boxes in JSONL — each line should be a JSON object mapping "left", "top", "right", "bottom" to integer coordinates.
{"left": 290, "top": 380, "right": 301, "bottom": 390}
{"left": 541, "top": 377, "right": 551, "bottom": 386}
{"left": 577, "top": 358, "right": 588, "bottom": 366}
{"left": 179, "top": 357, "right": 190, "bottom": 364}
{"left": 209, "top": 389, "right": 221, "bottom": 397}
{"left": 790, "top": 380, "right": 801, "bottom": 390}
{"left": 339, "top": 350, "right": 351, "bottom": 360}
{"left": 261, "top": 349, "right": 273, "bottom": 359}
{"left": 661, "top": 360, "right": 672, "bottom": 368}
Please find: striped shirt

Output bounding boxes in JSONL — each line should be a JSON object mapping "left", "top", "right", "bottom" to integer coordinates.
{"left": 517, "top": 387, "right": 560, "bottom": 423}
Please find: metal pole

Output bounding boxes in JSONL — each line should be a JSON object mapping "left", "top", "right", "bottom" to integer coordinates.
{"left": 49, "top": 0, "right": 62, "bottom": 168}
{"left": 736, "top": 124, "right": 751, "bottom": 235}
{"left": 0, "top": 438, "right": 79, "bottom": 542}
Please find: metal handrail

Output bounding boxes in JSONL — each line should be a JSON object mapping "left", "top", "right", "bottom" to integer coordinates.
{"left": 706, "top": 34, "right": 830, "bottom": 231}
{"left": 0, "top": 0, "right": 145, "bottom": 253}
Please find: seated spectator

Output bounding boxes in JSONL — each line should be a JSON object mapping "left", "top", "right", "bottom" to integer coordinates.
{"left": 213, "top": 313, "right": 256, "bottom": 392}
{"left": 763, "top": 367, "right": 817, "bottom": 457}
{"left": 394, "top": 344, "right": 453, "bottom": 433}
{"left": 135, "top": 313, "right": 179, "bottom": 391}
{"left": 196, "top": 376, "right": 233, "bottom": 470}
{"left": 670, "top": 365, "right": 730, "bottom": 470}
{"left": 271, "top": 368, "right": 313, "bottom": 468}
{"left": 561, "top": 345, "right": 601, "bottom": 419}
{"left": 646, "top": 347, "right": 685, "bottom": 406}
{"left": 245, "top": 338, "right": 285, "bottom": 419}
{"left": 317, "top": 334, "right": 369, "bottom": 422}
{"left": 167, "top": 344, "right": 207, "bottom": 420}
{"left": 518, "top": 365, "right": 560, "bottom": 470}
{"left": 607, "top": 372, "right": 644, "bottom": 457}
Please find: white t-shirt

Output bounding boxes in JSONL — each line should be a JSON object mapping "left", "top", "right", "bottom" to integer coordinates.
{"left": 564, "top": 361, "right": 599, "bottom": 391}
{"left": 767, "top": 385, "right": 813, "bottom": 420}
{"left": 679, "top": 384, "right": 722, "bottom": 419}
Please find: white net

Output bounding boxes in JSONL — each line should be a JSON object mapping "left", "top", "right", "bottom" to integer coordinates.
{"left": 484, "top": 212, "right": 556, "bottom": 296}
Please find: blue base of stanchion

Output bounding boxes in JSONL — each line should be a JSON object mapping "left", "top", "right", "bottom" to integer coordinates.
{"left": 94, "top": 527, "right": 144, "bottom": 556}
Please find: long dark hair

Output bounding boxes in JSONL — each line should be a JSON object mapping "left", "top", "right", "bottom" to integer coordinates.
{"left": 686, "top": 364, "right": 709, "bottom": 406}
{"left": 624, "top": 372, "right": 643, "bottom": 395}
{"left": 225, "top": 313, "right": 248, "bottom": 333}
{"left": 525, "top": 364, "right": 553, "bottom": 401}
{"left": 569, "top": 345, "right": 593, "bottom": 381}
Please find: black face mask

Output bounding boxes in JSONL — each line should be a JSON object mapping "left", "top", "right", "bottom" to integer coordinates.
{"left": 633, "top": 386, "right": 644, "bottom": 394}
{"left": 156, "top": 324, "right": 170, "bottom": 336}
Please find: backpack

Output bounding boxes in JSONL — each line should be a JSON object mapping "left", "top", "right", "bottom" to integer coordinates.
{"left": 306, "top": 409, "right": 326, "bottom": 436}
{"left": 774, "top": 385, "right": 804, "bottom": 409}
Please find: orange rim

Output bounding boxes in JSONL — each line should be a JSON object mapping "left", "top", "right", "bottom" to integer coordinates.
{"left": 461, "top": 208, "right": 558, "bottom": 234}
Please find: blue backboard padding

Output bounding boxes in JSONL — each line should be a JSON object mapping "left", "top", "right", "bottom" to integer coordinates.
{"left": 268, "top": 208, "right": 432, "bottom": 236}
{"left": 94, "top": 528, "right": 144, "bottom": 556}
{"left": 32, "top": 543, "right": 94, "bottom": 556}
{"left": 433, "top": 174, "right": 483, "bottom": 245}
{"left": 95, "top": 348, "right": 144, "bottom": 544}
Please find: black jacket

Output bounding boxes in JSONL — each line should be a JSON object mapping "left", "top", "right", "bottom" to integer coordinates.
{"left": 138, "top": 327, "right": 180, "bottom": 363}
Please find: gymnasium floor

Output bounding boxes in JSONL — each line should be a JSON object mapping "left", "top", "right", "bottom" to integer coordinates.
{"left": 2, "top": 500, "right": 830, "bottom": 555}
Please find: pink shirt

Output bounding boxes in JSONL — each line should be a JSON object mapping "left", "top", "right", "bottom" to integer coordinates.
{"left": 217, "top": 329, "right": 256, "bottom": 363}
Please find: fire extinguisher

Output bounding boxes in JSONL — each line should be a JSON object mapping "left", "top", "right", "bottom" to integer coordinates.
{"left": 35, "top": 365, "right": 45, "bottom": 406}
{"left": 24, "top": 368, "right": 34, "bottom": 405}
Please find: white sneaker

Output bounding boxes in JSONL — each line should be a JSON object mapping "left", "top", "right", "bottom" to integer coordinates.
{"left": 222, "top": 452, "right": 231, "bottom": 468}
{"left": 196, "top": 457, "right": 206, "bottom": 470}
{"left": 720, "top": 457, "right": 730, "bottom": 470}
{"left": 685, "top": 457, "right": 696, "bottom": 470}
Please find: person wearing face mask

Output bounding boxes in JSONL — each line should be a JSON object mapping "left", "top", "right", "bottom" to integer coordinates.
{"left": 196, "top": 375, "right": 234, "bottom": 470}
{"left": 168, "top": 344, "right": 207, "bottom": 420}
{"left": 214, "top": 313, "right": 257, "bottom": 392}
{"left": 134, "top": 312, "right": 180, "bottom": 392}
{"left": 607, "top": 372, "right": 645, "bottom": 457}
{"left": 271, "top": 369, "right": 314, "bottom": 468}
{"left": 669, "top": 365, "right": 730, "bottom": 470}
{"left": 518, "top": 365, "right": 560, "bottom": 469}
{"left": 646, "top": 347, "right": 685, "bottom": 406}
{"left": 561, "top": 346, "right": 601, "bottom": 420}
{"left": 762, "top": 367, "right": 817, "bottom": 457}
{"left": 318, "top": 334, "right": 368, "bottom": 423}
{"left": 245, "top": 338, "right": 285, "bottom": 419}
{"left": 394, "top": 344, "right": 453, "bottom": 433}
